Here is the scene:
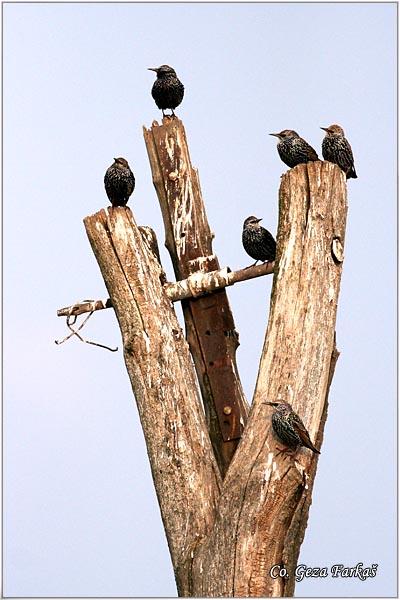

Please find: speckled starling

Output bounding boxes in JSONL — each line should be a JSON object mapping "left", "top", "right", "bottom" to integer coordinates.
{"left": 104, "top": 157, "right": 135, "bottom": 207}
{"left": 148, "top": 65, "right": 184, "bottom": 116}
{"left": 321, "top": 124, "right": 357, "bottom": 179}
{"left": 269, "top": 130, "right": 319, "bottom": 168}
{"left": 242, "top": 216, "right": 276, "bottom": 266}
{"left": 265, "top": 401, "right": 320, "bottom": 455}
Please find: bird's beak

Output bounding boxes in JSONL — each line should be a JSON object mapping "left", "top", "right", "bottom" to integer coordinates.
{"left": 264, "top": 401, "right": 278, "bottom": 406}
{"left": 320, "top": 127, "right": 328, "bottom": 132}
{"left": 113, "top": 157, "right": 117, "bottom": 162}
{"left": 269, "top": 133, "right": 280, "bottom": 138}
{"left": 256, "top": 218, "right": 263, "bottom": 223}
{"left": 148, "top": 67, "right": 158, "bottom": 72}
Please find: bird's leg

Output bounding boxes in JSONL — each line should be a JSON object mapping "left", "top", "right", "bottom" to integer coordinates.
{"left": 275, "top": 445, "right": 296, "bottom": 459}
{"left": 244, "top": 259, "right": 259, "bottom": 270}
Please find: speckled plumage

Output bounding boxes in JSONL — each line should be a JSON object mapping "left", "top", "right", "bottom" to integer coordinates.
{"left": 148, "top": 65, "right": 184, "bottom": 116}
{"left": 265, "top": 401, "right": 320, "bottom": 454}
{"left": 104, "top": 157, "right": 135, "bottom": 207}
{"left": 321, "top": 124, "right": 357, "bottom": 179}
{"left": 242, "top": 216, "right": 276, "bottom": 264}
{"left": 270, "top": 130, "right": 319, "bottom": 168}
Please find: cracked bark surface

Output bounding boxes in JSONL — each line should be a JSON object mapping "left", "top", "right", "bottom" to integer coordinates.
{"left": 190, "top": 161, "right": 347, "bottom": 596}
{"left": 84, "top": 208, "right": 222, "bottom": 595}
{"left": 84, "top": 159, "right": 347, "bottom": 596}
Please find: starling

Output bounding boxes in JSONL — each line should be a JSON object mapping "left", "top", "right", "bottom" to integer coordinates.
{"left": 321, "top": 124, "right": 357, "bottom": 179}
{"left": 148, "top": 65, "right": 184, "bottom": 116}
{"left": 269, "top": 130, "right": 319, "bottom": 168}
{"left": 265, "top": 401, "right": 320, "bottom": 455}
{"left": 104, "top": 157, "right": 135, "bottom": 207}
{"left": 242, "top": 216, "right": 276, "bottom": 266}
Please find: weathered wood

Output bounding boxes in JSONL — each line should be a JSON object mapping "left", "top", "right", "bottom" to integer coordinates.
{"left": 57, "top": 298, "right": 113, "bottom": 317}
{"left": 80, "top": 160, "right": 347, "bottom": 597}
{"left": 57, "top": 262, "right": 274, "bottom": 316}
{"left": 281, "top": 339, "right": 340, "bottom": 597}
{"left": 143, "top": 117, "right": 249, "bottom": 476}
{"left": 165, "top": 261, "right": 274, "bottom": 301}
{"left": 83, "top": 207, "right": 222, "bottom": 595}
{"left": 189, "top": 161, "right": 347, "bottom": 597}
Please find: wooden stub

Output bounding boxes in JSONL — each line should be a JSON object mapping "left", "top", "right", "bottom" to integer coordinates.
{"left": 57, "top": 298, "right": 112, "bottom": 317}
{"left": 143, "top": 117, "right": 249, "bottom": 475}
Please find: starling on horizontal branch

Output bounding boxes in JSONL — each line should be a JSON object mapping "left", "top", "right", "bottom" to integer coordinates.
{"left": 242, "top": 215, "right": 276, "bottom": 265}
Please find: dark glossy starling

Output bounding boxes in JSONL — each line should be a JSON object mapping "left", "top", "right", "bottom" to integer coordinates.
{"left": 242, "top": 216, "right": 276, "bottom": 266}
{"left": 148, "top": 65, "right": 184, "bottom": 116}
{"left": 265, "top": 401, "right": 320, "bottom": 455}
{"left": 269, "top": 130, "right": 319, "bottom": 168}
{"left": 321, "top": 124, "right": 357, "bottom": 179}
{"left": 104, "top": 157, "right": 135, "bottom": 207}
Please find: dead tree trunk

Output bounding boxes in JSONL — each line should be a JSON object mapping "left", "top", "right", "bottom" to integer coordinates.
{"left": 84, "top": 208, "right": 222, "bottom": 595}
{"left": 143, "top": 118, "right": 249, "bottom": 475}
{"left": 190, "top": 161, "right": 347, "bottom": 597}
{"left": 82, "top": 122, "right": 347, "bottom": 595}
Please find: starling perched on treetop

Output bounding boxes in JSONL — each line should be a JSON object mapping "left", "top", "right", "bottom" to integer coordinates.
{"left": 104, "top": 157, "right": 135, "bottom": 207}
{"left": 321, "top": 124, "right": 357, "bottom": 179}
{"left": 148, "top": 65, "right": 184, "bottom": 116}
{"left": 265, "top": 401, "right": 320, "bottom": 456}
{"left": 269, "top": 130, "right": 319, "bottom": 168}
{"left": 242, "top": 216, "right": 276, "bottom": 266}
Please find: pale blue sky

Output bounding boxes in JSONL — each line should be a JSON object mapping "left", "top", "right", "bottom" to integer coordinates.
{"left": 4, "top": 2, "right": 397, "bottom": 597}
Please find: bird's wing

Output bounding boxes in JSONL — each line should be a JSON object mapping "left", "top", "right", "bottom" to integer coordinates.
{"left": 290, "top": 413, "right": 320, "bottom": 453}
{"left": 306, "top": 143, "right": 319, "bottom": 161}
{"left": 337, "top": 138, "right": 355, "bottom": 172}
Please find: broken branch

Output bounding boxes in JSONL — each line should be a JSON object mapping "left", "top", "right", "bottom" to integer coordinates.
{"left": 57, "top": 298, "right": 113, "bottom": 317}
{"left": 56, "top": 261, "right": 274, "bottom": 317}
